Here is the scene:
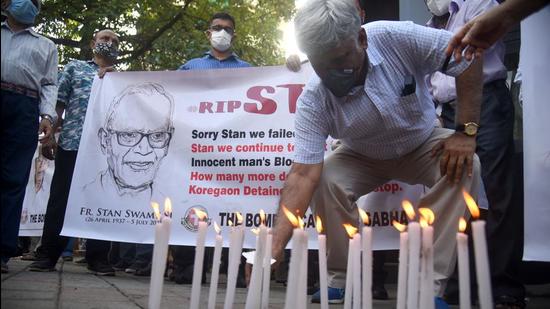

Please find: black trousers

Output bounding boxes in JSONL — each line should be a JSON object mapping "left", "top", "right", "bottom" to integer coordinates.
{"left": 1, "top": 90, "right": 39, "bottom": 261}
{"left": 39, "top": 148, "right": 111, "bottom": 264}
{"left": 441, "top": 79, "right": 524, "bottom": 299}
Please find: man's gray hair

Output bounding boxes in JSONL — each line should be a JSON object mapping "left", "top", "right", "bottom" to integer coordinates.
{"left": 104, "top": 82, "right": 174, "bottom": 130}
{"left": 294, "top": 0, "right": 362, "bottom": 56}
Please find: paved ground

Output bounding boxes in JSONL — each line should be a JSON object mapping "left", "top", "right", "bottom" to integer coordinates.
{"left": 2, "top": 258, "right": 549, "bottom": 309}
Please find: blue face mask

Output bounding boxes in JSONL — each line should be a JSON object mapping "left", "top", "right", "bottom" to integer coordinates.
{"left": 7, "top": 0, "right": 39, "bottom": 25}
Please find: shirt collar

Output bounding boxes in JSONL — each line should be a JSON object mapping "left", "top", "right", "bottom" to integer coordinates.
{"left": 204, "top": 50, "right": 240, "bottom": 61}
{"left": 1, "top": 21, "right": 39, "bottom": 37}
{"left": 427, "top": 0, "right": 461, "bottom": 27}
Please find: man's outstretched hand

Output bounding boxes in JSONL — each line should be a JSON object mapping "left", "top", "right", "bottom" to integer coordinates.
{"left": 431, "top": 132, "right": 476, "bottom": 183}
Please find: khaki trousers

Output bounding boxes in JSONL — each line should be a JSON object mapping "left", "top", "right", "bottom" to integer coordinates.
{"left": 311, "top": 128, "right": 480, "bottom": 296}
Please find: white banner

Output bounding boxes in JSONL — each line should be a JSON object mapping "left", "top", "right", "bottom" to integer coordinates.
{"left": 521, "top": 7, "right": 550, "bottom": 261}
{"left": 19, "top": 145, "right": 54, "bottom": 236}
{"left": 60, "top": 66, "right": 448, "bottom": 250}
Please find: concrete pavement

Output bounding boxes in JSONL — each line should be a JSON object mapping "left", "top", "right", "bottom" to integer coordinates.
{"left": 2, "top": 258, "right": 549, "bottom": 308}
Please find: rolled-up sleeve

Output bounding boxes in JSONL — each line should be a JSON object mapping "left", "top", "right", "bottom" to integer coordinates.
{"left": 293, "top": 91, "right": 329, "bottom": 164}
{"left": 403, "top": 21, "right": 471, "bottom": 77}
{"left": 39, "top": 43, "right": 58, "bottom": 121}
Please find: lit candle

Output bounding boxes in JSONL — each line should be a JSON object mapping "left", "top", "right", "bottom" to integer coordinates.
{"left": 224, "top": 212, "right": 244, "bottom": 309}
{"left": 261, "top": 229, "right": 273, "bottom": 309}
{"left": 418, "top": 208, "right": 435, "bottom": 309}
{"left": 148, "top": 199, "right": 172, "bottom": 309}
{"left": 283, "top": 206, "right": 305, "bottom": 309}
{"left": 190, "top": 208, "right": 208, "bottom": 309}
{"left": 207, "top": 222, "right": 223, "bottom": 309}
{"left": 393, "top": 220, "right": 408, "bottom": 309}
{"left": 463, "top": 191, "right": 493, "bottom": 309}
{"left": 359, "top": 209, "right": 372, "bottom": 309}
{"left": 456, "top": 217, "right": 471, "bottom": 309}
{"left": 352, "top": 232, "right": 362, "bottom": 309}
{"left": 245, "top": 210, "right": 268, "bottom": 309}
{"left": 297, "top": 216, "right": 308, "bottom": 309}
{"left": 343, "top": 224, "right": 359, "bottom": 309}
{"left": 316, "top": 216, "right": 329, "bottom": 309}
{"left": 403, "top": 200, "right": 420, "bottom": 309}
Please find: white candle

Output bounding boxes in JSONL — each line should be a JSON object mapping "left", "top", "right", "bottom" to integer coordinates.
{"left": 471, "top": 220, "right": 493, "bottom": 309}
{"left": 284, "top": 228, "right": 305, "bottom": 309}
{"left": 343, "top": 224, "right": 358, "bottom": 309}
{"left": 224, "top": 222, "right": 244, "bottom": 309}
{"left": 463, "top": 190, "right": 493, "bottom": 309}
{"left": 207, "top": 229, "right": 223, "bottom": 309}
{"left": 190, "top": 219, "right": 208, "bottom": 309}
{"left": 419, "top": 224, "right": 434, "bottom": 309}
{"left": 344, "top": 236, "right": 354, "bottom": 309}
{"left": 456, "top": 218, "right": 471, "bottom": 309}
{"left": 361, "top": 220, "right": 373, "bottom": 309}
{"left": 352, "top": 233, "right": 362, "bottom": 309}
{"left": 245, "top": 224, "right": 268, "bottom": 309}
{"left": 406, "top": 222, "right": 421, "bottom": 309}
{"left": 395, "top": 228, "right": 409, "bottom": 309}
{"left": 261, "top": 232, "right": 273, "bottom": 309}
{"left": 316, "top": 216, "right": 329, "bottom": 309}
{"left": 298, "top": 231, "right": 308, "bottom": 308}
{"left": 148, "top": 201, "right": 171, "bottom": 309}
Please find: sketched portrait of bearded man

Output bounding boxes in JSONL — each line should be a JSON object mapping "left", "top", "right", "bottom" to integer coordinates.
{"left": 83, "top": 82, "right": 175, "bottom": 204}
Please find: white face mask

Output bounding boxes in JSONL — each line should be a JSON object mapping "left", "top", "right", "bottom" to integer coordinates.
{"left": 426, "top": 0, "right": 451, "bottom": 16}
{"left": 210, "top": 29, "right": 232, "bottom": 52}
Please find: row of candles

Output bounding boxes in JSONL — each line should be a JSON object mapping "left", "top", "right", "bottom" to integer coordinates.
{"left": 147, "top": 189, "right": 491, "bottom": 309}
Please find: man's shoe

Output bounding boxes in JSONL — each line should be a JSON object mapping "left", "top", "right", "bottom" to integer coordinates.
{"left": 62, "top": 256, "right": 73, "bottom": 262}
{"left": 435, "top": 297, "right": 450, "bottom": 309}
{"left": 21, "top": 251, "right": 38, "bottom": 261}
{"left": 29, "top": 259, "right": 56, "bottom": 272}
{"left": 134, "top": 263, "right": 152, "bottom": 277}
{"left": 1, "top": 260, "right": 8, "bottom": 273}
{"left": 87, "top": 262, "right": 115, "bottom": 276}
{"left": 112, "top": 260, "right": 130, "bottom": 271}
{"left": 311, "top": 287, "right": 345, "bottom": 304}
{"left": 372, "top": 283, "right": 389, "bottom": 300}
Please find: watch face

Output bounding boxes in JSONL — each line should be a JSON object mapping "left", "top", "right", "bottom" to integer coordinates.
{"left": 465, "top": 124, "right": 477, "bottom": 136}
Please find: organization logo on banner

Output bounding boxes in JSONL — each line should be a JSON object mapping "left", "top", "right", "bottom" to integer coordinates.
{"left": 181, "top": 206, "right": 210, "bottom": 232}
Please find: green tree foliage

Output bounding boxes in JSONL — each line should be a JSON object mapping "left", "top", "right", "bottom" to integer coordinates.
{"left": 36, "top": 0, "right": 295, "bottom": 70}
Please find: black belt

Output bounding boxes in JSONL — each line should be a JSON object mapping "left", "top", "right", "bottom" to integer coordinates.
{"left": 1, "top": 81, "right": 39, "bottom": 99}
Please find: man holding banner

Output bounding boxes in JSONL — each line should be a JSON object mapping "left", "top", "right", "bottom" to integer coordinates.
{"left": 29, "top": 29, "right": 120, "bottom": 275}
{"left": 271, "top": 0, "right": 482, "bottom": 306}
{"left": 172, "top": 11, "right": 251, "bottom": 285}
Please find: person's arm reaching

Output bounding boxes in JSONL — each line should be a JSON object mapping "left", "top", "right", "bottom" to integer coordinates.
{"left": 271, "top": 162, "right": 323, "bottom": 263}
{"left": 446, "top": 0, "right": 550, "bottom": 62}
{"left": 431, "top": 57, "right": 483, "bottom": 183}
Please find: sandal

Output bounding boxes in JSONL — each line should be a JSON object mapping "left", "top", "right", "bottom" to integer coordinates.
{"left": 494, "top": 295, "right": 526, "bottom": 309}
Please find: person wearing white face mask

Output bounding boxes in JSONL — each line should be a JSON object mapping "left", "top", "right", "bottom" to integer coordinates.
{"left": 178, "top": 12, "right": 251, "bottom": 70}
{"left": 425, "top": 1, "right": 525, "bottom": 308}
{"left": 173, "top": 12, "right": 251, "bottom": 286}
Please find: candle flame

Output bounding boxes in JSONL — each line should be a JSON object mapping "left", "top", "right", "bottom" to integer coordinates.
{"left": 458, "top": 217, "right": 467, "bottom": 233}
{"left": 259, "top": 209, "right": 266, "bottom": 225}
{"left": 358, "top": 208, "right": 370, "bottom": 225}
{"left": 392, "top": 220, "right": 407, "bottom": 232}
{"left": 164, "top": 198, "right": 172, "bottom": 215}
{"left": 420, "top": 217, "right": 429, "bottom": 228}
{"left": 151, "top": 202, "right": 160, "bottom": 221}
{"left": 282, "top": 205, "right": 299, "bottom": 228}
{"left": 297, "top": 216, "right": 305, "bottom": 230}
{"left": 214, "top": 221, "right": 221, "bottom": 234}
{"left": 462, "top": 190, "right": 480, "bottom": 219}
{"left": 402, "top": 200, "right": 416, "bottom": 220}
{"left": 315, "top": 216, "right": 323, "bottom": 234}
{"left": 342, "top": 224, "right": 358, "bottom": 239}
{"left": 194, "top": 208, "right": 207, "bottom": 221}
{"left": 418, "top": 208, "right": 435, "bottom": 225}
{"left": 227, "top": 219, "right": 233, "bottom": 227}
{"left": 235, "top": 212, "right": 243, "bottom": 225}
